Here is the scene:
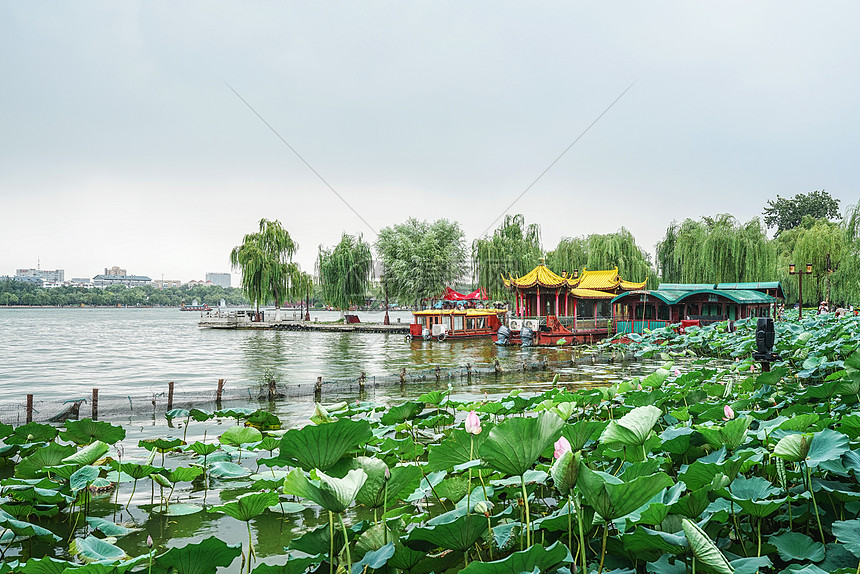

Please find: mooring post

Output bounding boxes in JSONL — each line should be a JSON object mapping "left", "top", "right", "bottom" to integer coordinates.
{"left": 92, "top": 388, "right": 99, "bottom": 420}
{"left": 358, "top": 372, "right": 366, "bottom": 390}
{"left": 26, "top": 394, "right": 33, "bottom": 423}
{"left": 399, "top": 367, "right": 406, "bottom": 387}
{"left": 315, "top": 376, "right": 322, "bottom": 402}
{"left": 167, "top": 381, "right": 174, "bottom": 411}
{"left": 435, "top": 366, "right": 441, "bottom": 381}
{"left": 466, "top": 363, "right": 472, "bottom": 379}
{"left": 494, "top": 359, "right": 501, "bottom": 375}
{"left": 216, "top": 378, "right": 225, "bottom": 407}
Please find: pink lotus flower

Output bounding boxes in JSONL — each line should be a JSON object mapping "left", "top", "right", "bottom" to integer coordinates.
{"left": 554, "top": 436, "right": 572, "bottom": 459}
{"left": 465, "top": 411, "right": 482, "bottom": 435}
{"left": 146, "top": 534, "right": 153, "bottom": 548}
{"left": 723, "top": 405, "right": 735, "bottom": 420}
{"left": 674, "top": 368, "right": 681, "bottom": 377}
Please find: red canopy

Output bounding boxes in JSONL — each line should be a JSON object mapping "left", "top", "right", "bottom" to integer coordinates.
{"left": 464, "top": 287, "right": 489, "bottom": 300}
{"left": 437, "top": 287, "right": 489, "bottom": 301}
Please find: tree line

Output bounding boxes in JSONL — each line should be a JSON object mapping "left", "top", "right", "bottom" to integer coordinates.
{"left": 230, "top": 191, "right": 860, "bottom": 313}
{"left": 0, "top": 281, "right": 252, "bottom": 308}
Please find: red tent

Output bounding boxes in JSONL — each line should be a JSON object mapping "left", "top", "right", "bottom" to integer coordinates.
{"left": 464, "top": 287, "right": 489, "bottom": 300}
{"left": 441, "top": 287, "right": 468, "bottom": 301}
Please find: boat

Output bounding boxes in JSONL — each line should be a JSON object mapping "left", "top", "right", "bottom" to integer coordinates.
{"left": 180, "top": 303, "right": 211, "bottom": 311}
{"left": 407, "top": 286, "right": 505, "bottom": 341}
{"left": 408, "top": 308, "right": 507, "bottom": 341}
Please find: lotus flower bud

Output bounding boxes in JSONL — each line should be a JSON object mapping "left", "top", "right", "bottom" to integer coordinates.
{"left": 473, "top": 500, "right": 494, "bottom": 516}
{"left": 384, "top": 466, "right": 391, "bottom": 480}
{"left": 723, "top": 405, "right": 735, "bottom": 420}
{"left": 553, "top": 436, "right": 572, "bottom": 460}
{"left": 146, "top": 534, "right": 153, "bottom": 548}
{"left": 465, "top": 411, "right": 482, "bottom": 435}
{"left": 674, "top": 368, "right": 681, "bottom": 377}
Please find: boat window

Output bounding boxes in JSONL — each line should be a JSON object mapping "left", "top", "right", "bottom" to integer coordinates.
{"left": 453, "top": 316, "right": 464, "bottom": 331}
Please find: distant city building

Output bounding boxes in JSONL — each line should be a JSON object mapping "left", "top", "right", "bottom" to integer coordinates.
{"left": 105, "top": 266, "right": 127, "bottom": 276}
{"left": 185, "top": 280, "right": 214, "bottom": 287}
{"left": 17, "top": 268, "right": 64, "bottom": 282}
{"left": 70, "top": 278, "right": 94, "bottom": 287}
{"left": 92, "top": 274, "right": 152, "bottom": 287}
{"left": 2, "top": 275, "right": 43, "bottom": 286}
{"left": 153, "top": 279, "right": 182, "bottom": 289}
{"left": 206, "top": 273, "right": 231, "bottom": 288}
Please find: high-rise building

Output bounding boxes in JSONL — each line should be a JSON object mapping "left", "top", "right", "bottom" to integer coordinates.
{"left": 105, "top": 266, "right": 127, "bottom": 276}
{"left": 16, "top": 268, "right": 64, "bottom": 282}
{"left": 206, "top": 273, "right": 231, "bottom": 288}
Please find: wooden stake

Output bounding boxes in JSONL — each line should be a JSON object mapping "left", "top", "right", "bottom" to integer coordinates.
{"left": 216, "top": 378, "right": 224, "bottom": 406}
{"left": 315, "top": 377, "right": 322, "bottom": 402}
{"left": 26, "top": 394, "right": 33, "bottom": 423}
{"left": 92, "top": 388, "right": 99, "bottom": 420}
{"left": 167, "top": 381, "right": 174, "bottom": 410}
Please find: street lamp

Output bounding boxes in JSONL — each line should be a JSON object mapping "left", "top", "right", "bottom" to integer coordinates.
{"left": 382, "top": 275, "right": 390, "bottom": 326}
{"left": 789, "top": 263, "right": 813, "bottom": 319}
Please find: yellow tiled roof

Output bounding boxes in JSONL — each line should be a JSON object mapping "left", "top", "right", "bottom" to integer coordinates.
{"left": 413, "top": 308, "right": 507, "bottom": 316}
{"left": 620, "top": 279, "right": 647, "bottom": 291}
{"left": 568, "top": 288, "right": 617, "bottom": 299}
{"left": 568, "top": 267, "right": 621, "bottom": 291}
{"left": 502, "top": 265, "right": 567, "bottom": 289}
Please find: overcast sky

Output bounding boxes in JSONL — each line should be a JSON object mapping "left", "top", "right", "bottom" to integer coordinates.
{"left": 2, "top": 2, "right": 858, "bottom": 283}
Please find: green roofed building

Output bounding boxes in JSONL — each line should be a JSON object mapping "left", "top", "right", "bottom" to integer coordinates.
{"left": 611, "top": 281, "right": 785, "bottom": 334}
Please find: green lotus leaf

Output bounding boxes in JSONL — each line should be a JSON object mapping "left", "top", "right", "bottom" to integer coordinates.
{"left": 478, "top": 411, "right": 563, "bottom": 477}
{"left": 621, "top": 527, "right": 687, "bottom": 557}
{"left": 774, "top": 433, "right": 811, "bottom": 462}
{"left": 278, "top": 418, "right": 373, "bottom": 471}
{"left": 427, "top": 428, "right": 488, "bottom": 472}
{"left": 769, "top": 531, "right": 825, "bottom": 562}
{"left": 185, "top": 441, "right": 219, "bottom": 456}
{"left": 0, "top": 514, "right": 61, "bottom": 543}
{"left": 16, "top": 443, "right": 77, "bottom": 479}
{"left": 404, "top": 511, "right": 488, "bottom": 552}
{"left": 645, "top": 554, "right": 687, "bottom": 574}
{"left": 159, "top": 503, "right": 205, "bottom": 516}
{"left": 696, "top": 416, "right": 751, "bottom": 451}
{"left": 116, "top": 462, "right": 163, "bottom": 480}
{"left": 806, "top": 429, "right": 849, "bottom": 468}
{"left": 61, "top": 419, "right": 125, "bottom": 445}
{"left": 832, "top": 519, "right": 860, "bottom": 558}
{"left": 16, "top": 556, "right": 68, "bottom": 574}
{"left": 151, "top": 536, "right": 242, "bottom": 574}
{"left": 380, "top": 401, "right": 425, "bottom": 425}
{"left": 220, "top": 426, "right": 263, "bottom": 447}
{"left": 677, "top": 449, "right": 753, "bottom": 491}
{"left": 216, "top": 407, "right": 256, "bottom": 419}
{"left": 168, "top": 466, "right": 204, "bottom": 483}
{"left": 350, "top": 542, "right": 395, "bottom": 574}
{"left": 459, "top": 541, "right": 572, "bottom": 574}
{"left": 659, "top": 426, "right": 695, "bottom": 455}
{"left": 561, "top": 420, "right": 607, "bottom": 451}
{"left": 249, "top": 554, "right": 324, "bottom": 574}
{"left": 209, "top": 491, "right": 280, "bottom": 522}
{"left": 600, "top": 405, "right": 662, "bottom": 447}
{"left": 418, "top": 390, "right": 446, "bottom": 405}
{"left": 681, "top": 518, "right": 734, "bottom": 574}
{"left": 246, "top": 410, "right": 281, "bottom": 430}
{"left": 69, "top": 535, "right": 127, "bottom": 563}
{"left": 208, "top": 461, "right": 250, "bottom": 479}
{"left": 63, "top": 441, "right": 110, "bottom": 466}
{"left": 7, "top": 422, "right": 58, "bottom": 445}
{"left": 550, "top": 450, "right": 580, "bottom": 496}
{"left": 69, "top": 465, "right": 100, "bottom": 493}
{"left": 165, "top": 408, "right": 190, "bottom": 419}
{"left": 189, "top": 408, "right": 213, "bottom": 422}
{"left": 85, "top": 516, "right": 137, "bottom": 537}
{"left": 282, "top": 468, "right": 367, "bottom": 513}
{"left": 577, "top": 462, "right": 674, "bottom": 521}
{"left": 251, "top": 436, "right": 281, "bottom": 452}
{"left": 139, "top": 438, "right": 184, "bottom": 452}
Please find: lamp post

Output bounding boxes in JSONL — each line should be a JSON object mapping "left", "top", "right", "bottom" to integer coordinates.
{"left": 383, "top": 275, "right": 390, "bottom": 325}
{"left": 789, "top": 263, "right": 813, "bottom": 319}
{"left": 304, "top": 285, "right": 310, "bottom": 322}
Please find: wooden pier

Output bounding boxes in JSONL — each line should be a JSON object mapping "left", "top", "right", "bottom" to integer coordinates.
{"left": 198, "top": 313, "right": 409, "bottom": 334}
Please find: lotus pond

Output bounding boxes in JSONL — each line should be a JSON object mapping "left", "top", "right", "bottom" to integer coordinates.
{"left": 1, "top": 313, "right": 860, "bottom": 574}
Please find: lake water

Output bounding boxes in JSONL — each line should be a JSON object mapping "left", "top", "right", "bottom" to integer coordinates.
{"left": 0, "top": 307, "right": 660, "bottom": 423}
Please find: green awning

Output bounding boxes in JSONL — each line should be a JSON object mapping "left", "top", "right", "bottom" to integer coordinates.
{"left": 716, "top": 282, "right": 786, "bottom": 299}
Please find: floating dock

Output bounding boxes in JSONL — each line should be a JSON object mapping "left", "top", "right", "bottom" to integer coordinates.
{"left": 198, "top": 312, "right": 409, "bottom": 334}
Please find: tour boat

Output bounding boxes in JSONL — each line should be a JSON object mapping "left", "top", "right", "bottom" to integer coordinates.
{"left": 180, "top": 303, "right": 211, "bottom": 311}
{"left": 408, "top": 308, "right": 507, "bottom": 341}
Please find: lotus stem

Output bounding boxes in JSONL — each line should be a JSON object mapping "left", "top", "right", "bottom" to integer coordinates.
{"left": 757, "top": 517, "right": 761, "bottom": 557}
{"left": 246, "top": 520, "right": 255, "bottom": 573}
{"left": 567, "top": 496, "right": 572, "bottom": 557}
{"left": 575, "top": 493, "right": 587, "bottom": 574}
{"left": 486, "top": 513, "right": 494, "bottom": 561}
{"left": 806, "top": 463, "right": 826, "bottom": 543}
{"left": 597, "top": 521, "right": 609, "bottom": 574}
{"left": 467, "top": 438, "right": 474, "bottom": 514}
{"left": 126, "top": 478, "right": 138, "bottom": 511}
{"left": 521, "top": 477, "right": 531, "bottom": 547}
{"left": 329, "top": 511, "right": 335, "bottom": 574}
{"left": 338, "top": 512, "right": 353, "bottom": 573}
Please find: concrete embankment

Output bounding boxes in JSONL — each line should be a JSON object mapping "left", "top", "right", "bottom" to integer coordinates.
{"left": 199, "top": 317, "right": 409, "bottom": 334}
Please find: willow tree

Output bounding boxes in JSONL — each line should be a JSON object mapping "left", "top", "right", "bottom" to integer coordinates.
{"left": 472, "top": 214, "right": 542, "bottom": 300}
{"left": 316, "top": 233, "right": 373, "bottom": 316}
{"left": 547, "top": 227, "right": 657, "bottom": 287}
{"left": 835, "top": 202, "right": 860, "bottom": 304}
{"left": 230, "top": 219, "right": 302, "bottom": 313}
{"left": 656, "top": 215, "right": 774, "bottom": 284}
{"left": 375, "top": 218, "right": 467, "bottom": 307}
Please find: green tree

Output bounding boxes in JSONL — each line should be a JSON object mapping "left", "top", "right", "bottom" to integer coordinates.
{"left": 376, "top": 218, "right": 467, "bottom": 307}
{"left": 763, "top": 190, "right": 841, "bottom": 235}
{"left": 656, "top": 214, "right": 774, "bottom": 284}
{"left": 316, "top": 233, "right": 373, "bottom": 316}
{"left": 230, "top": 219, "right": 302, "bottom": 313}
{"left": 472, "top": 214, "right": 543, "bottom": 300}
{"left": 547, "top": 227, "right": 657, "bottom": 287}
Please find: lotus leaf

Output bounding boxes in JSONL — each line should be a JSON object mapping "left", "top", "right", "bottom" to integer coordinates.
{"left": 427, "top": 428, "right": 488, "bottom": 472}
{"left": 151, "top": 536, "right": 242, "bottom": 574}
{"left": 404, "top": 511, "right": 488, "bottom": 552}
{"left": 61, "top": 419, "right": 125, "bottom": 445}
{"left": 220, "top": 426, "right": 263, "bottom": 447}
{"left": 478, "top": 411, "right": 563, "bottom": 477}
{"left": 8, "top": 422, "right": 58, "bottom": 445}
{"left": 380, "top": 401, "right": 424, "bottom": 425}
{"left": 85, "top": 516, "right": 136, "bottom": 537}
{"left": 16, "top": 443, "right": 76, "bottom": 479}
{"left": 278, "top": 418, "right": 372, "bottom": 471}
{"left": 550, "top": 449, "right": 580, "bottom": 496}
{"left": 769, "top": 531, "right": 825, "bottom": 562}
{"left": 577, "top": 463, "right": 674, "bottom": 521}
{"left": 282, "top": 468, "right": 367, "bottom": 513}
{"left": 69, "top": 465, "right": 100, "bottom": 493}
{"left": 249, "top": 554, "right": 324, "bottom": 574}
{"left": 681, "top": 518, "right": 734, "bottom": 574}
{"left": 600, "top": 405, "right": 662, "bottom": 447}
{"left": 209, "top": 491, "right": 280, "bottom": 521}
{"left": 208, "top": 461, "right": 250, "bottom": 478}
{"left": 69, "top": 536, "right": 127, "bottom": 563}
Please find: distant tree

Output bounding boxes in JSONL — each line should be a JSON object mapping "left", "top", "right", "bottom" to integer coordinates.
{"left": 763, "top": 190, "right": 841, "bottom": 235}
{"left": 656, "top": 214, "right": 774, "bottom": 283}
{"left": 472, "top": 214, "right": 543, "bottom": 300}
{"left": 548, "top": 227, "right": 657, "bottom": 287}
{"left": 317, "top": 233, "right": 373, "bottom": 316}
{"left": 376, "top": 218, "right": 467, "bottom": 307}
{"left": 230, "top": 218, "right": 302, "bottom": 313}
